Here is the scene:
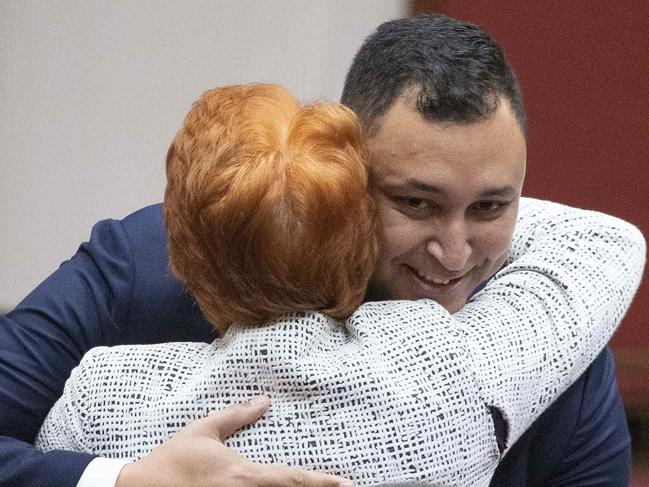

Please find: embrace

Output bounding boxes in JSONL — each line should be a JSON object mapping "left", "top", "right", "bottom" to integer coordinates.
{"left": 2, "top": 14, "right": 646, "bottom": 487}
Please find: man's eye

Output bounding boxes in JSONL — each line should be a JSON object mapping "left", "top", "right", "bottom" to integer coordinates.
{"left": 393, "top": 196, "right": 435, "bottom": 217}
{"left": 406, "top": 198, "right": 426, "bottom": 209}
{"left": 473, "top": 201, "right": 507, "bottom": 213}
{"left": 397, "top": 197, "right": 431, "bottom": 210}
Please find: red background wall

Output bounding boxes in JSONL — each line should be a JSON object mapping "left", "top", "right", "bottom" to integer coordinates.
{"left": 414, "top": 0, "right": 648, "bottom": 403}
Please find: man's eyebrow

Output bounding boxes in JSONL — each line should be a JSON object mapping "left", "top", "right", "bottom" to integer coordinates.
{"left": 479, "top": 187, "right": 516, "bottom": 197}
{"left": 404, "top": 179, "right": 516, "bottom": 198}
{"left": 404, "top": 179, "right": 442, "bottom": 193}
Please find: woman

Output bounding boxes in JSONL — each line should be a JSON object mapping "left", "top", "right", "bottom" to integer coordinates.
{"left": 35, "top": 84, "right": 645, "bottom": 486}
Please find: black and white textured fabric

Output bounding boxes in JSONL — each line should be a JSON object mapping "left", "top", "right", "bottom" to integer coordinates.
{"left": 35, "top": 198, "right": 646, "bottom": 486}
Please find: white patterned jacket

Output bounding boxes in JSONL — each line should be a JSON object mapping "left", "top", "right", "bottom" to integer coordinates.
{"left": 36, "top": 198, "right": 646, "bottom": 486}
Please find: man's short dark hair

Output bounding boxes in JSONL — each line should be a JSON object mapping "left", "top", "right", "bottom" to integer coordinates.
{"left": 341, "top": 14, "right": 526, "bottom": 135}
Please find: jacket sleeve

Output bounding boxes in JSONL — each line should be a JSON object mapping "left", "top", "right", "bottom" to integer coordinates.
{"left": 455, "top": 197, "right": 646, "bottom": 451}
{"left": 34, "top": 347, "right": 106, "bottom": 454}
{"left": 0, "top": 218, "right": 136, "bottom": 487}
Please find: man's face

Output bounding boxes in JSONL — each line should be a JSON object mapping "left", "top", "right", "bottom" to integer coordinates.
{"left": 367, "top": 95, "right": 527, "bottom": 313}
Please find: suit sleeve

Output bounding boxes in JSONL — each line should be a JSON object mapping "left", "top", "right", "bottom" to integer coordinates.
{"left": 0, "top": 218, "right": 136, "bottom": 487}
{"left": 546, "top": 347, "right": 631, "bottom": 486}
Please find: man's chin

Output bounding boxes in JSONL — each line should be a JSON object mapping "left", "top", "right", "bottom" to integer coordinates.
{"left": 443, "top": 299, "right": 465, "bottom": 314}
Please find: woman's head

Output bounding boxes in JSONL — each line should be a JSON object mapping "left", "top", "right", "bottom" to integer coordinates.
{"left": 164, "top": 84, "right": 377, "bottom": 331}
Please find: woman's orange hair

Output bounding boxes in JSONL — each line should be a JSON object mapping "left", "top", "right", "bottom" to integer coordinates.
{"left": 164, "top": 84, "right": 378, "bottom": 332}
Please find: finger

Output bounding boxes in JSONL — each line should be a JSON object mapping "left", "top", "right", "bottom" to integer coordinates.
{"left": 198, "top": 395, "right": 271, "bottom": 439}
{"left": 256, "top": 463, "right": 354, "bottom": 487}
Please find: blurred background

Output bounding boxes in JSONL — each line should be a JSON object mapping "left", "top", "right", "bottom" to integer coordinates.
{"left": 1, "top": 0, "right": 647, "bottom": 483}
{"left": 0, "top": 0, "right": 406, "bottom": 310}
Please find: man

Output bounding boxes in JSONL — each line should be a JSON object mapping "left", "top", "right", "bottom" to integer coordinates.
{"left": 0, "top": 14, "right": 632, "bottom": 487}
{"left": 341, "top": 16, "right": 631, "bottom": 486}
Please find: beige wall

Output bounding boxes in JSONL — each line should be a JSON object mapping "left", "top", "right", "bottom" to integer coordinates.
{"left": 0, "top": 0, "right": 406, "bottom": 310}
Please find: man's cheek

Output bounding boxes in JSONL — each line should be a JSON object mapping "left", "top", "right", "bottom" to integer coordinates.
{"left": 491, "top": 251, "right": 509, "bottom": 276}
{"left": 480, "top": 221, "right": 516, "bottom": 261}
{"left": 472, "top": 237, "right": 511, "bottom": 281}
{"left": 378, "top": 221, "right": 412, "bottom": 255}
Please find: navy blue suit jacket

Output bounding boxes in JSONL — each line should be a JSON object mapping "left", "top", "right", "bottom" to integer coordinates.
{"left": 0, "top": 204, "right": 631, "bottom": 486}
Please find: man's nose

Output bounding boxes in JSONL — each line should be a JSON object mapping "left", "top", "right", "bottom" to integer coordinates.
{"left": 425, "top": 223, "right": 471, "bottom": 272}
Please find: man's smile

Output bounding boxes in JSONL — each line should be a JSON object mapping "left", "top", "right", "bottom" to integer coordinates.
{"left": 403, "top": 263, "right": 468, "bottom": 294}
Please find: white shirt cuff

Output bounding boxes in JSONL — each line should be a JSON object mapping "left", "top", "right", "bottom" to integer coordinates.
{"left": 77, "top": 457, "right": 130, "bottom": 487}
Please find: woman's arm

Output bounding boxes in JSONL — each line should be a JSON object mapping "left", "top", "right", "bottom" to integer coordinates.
{"left": 454, "top": 197, "right": 645, "bottom": 450}
{"left": 34, "top": 198, "right": 645, "bottom": 485}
